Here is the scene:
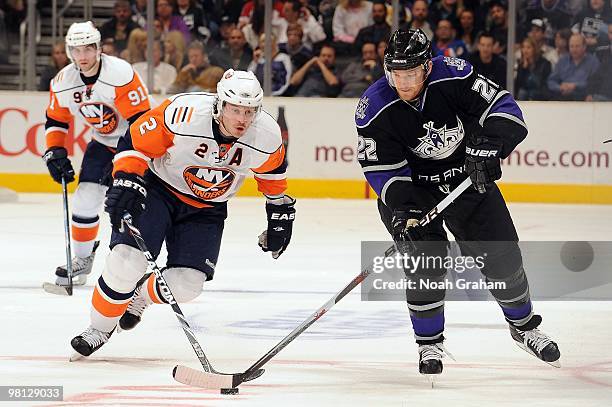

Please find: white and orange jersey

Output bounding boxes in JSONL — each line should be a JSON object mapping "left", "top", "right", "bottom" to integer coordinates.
{"left": 45, "top": 54, "right": 151, "bottom": 149}
{"left": 113, "top": 92, "right": 287, "bottom": 207}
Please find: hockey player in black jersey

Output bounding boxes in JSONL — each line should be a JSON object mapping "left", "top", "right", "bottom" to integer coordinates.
{"left": 355, "top": 29, "right": 561, "bottom": 378}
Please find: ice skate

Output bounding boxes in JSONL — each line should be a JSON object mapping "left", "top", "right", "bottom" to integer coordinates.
{"left": 54, "top": 241, "right": 100, "bottom": 286}
{"left": 119, "top": 273, "right": 153, "bottom": 331}
{"left": 70, "top": 325, "right": 114, "bottom": 360}
{"left": 510, "top": 322, "right": 561, "bottom": 368}
{"left": 418, "top": 341, "right": 455, "bottom": 387}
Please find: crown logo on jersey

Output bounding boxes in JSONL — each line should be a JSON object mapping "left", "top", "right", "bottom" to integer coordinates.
{"left": 79, "top": 102, "right": 118, "bottom": 135}
{"left": 355, "top": 96, "right": 369, "bottom": 120}
{"left": 412, "top": 117, "right": 464, "bottom": 160}
{"left": 183, "top": 166, "right": 236, "bottom": 200}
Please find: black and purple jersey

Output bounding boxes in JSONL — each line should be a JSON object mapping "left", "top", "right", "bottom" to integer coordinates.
{"left": 355, "top": 55, "right": 527, "bottom": 211}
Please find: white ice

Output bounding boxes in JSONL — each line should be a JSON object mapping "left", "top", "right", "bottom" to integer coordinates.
{"left": 1, "top": 194, "right": 611, "bottom": 406}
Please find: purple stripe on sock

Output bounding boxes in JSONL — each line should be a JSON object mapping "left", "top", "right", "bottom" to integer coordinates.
{"left": 410, "top": 312, "right": 445, "bottom": 337}
{"left": 501, "top": 301, "right": 532, "bottom": 321}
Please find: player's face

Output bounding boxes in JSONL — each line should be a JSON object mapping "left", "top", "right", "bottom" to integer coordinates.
{"left": 220, "top": 102, "right": 258, "bottom": 138}
{"left": 69, "top": 44, "right": 99, "bottom": 72}
{"left": 392, "top": 65, "right": 427, "bottom": 101}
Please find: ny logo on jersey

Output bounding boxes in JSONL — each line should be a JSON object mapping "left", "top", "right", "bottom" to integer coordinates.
{"left": 183, "top": 166, "right": 236, "bottom": 200}
{"left": 412, "top": 117, "right": 465, "bottom": 160}
{"left": 355, "top": 96, "right": 369, "bottom": 120}
{"left": 443, "top": 56, "right": 466, "bottom": 71}
{"left": 79, "top": 103, "right": 119, "bottom": 135}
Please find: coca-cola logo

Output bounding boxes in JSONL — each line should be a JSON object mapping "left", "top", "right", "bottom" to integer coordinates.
{"left": 0, "top": 107, "right": 90, "bottom": 157}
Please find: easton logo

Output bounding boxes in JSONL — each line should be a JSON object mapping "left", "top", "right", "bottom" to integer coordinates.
{"left": 183, "top": 166, "right": 235, "bottom": 200}
{"left": 79, "top": 102, "right": 119, "bottom": 134}
{"left": 412, "top": 116, "right": 464, "bottom": 160}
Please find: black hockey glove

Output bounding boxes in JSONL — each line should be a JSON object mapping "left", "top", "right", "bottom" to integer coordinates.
{"left": 104, "top": 171, "right": 147, "bottom": 231}
{"left": 43, "top": 147, "right": 75, "bottom": 184}
{"left": 391, "top": 209, "right": 425, "bottom": 255}
{"left": 464, "top": 136, "right": 503, "bottom": 194}
{"left": 258, "top": 195, "right": 296, "bottom": 259}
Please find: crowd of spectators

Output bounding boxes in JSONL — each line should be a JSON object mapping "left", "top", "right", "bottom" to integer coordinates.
{"left": 3, "top": 0, "right": 607, "bottom": 100}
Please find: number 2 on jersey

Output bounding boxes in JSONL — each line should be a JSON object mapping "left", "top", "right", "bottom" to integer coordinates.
{"left": 357, "top": 135, "right": 378, "bottom": 161}
{"left": 471, "top": 77, "right": 496, "bottom": 103}
{"left": 139, "top": 117, "right": 157, "bottom": 135}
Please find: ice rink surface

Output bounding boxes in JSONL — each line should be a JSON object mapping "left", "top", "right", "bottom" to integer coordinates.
{"left": 1, "top": 194, "right": 611, "bottom": 406}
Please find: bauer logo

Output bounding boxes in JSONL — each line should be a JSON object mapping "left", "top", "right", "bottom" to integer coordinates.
{"left": 79, "top": 102, "right": 119, "bottom": 135}
{"left": 183, "top": 166, "right": 235, "bottom": 200}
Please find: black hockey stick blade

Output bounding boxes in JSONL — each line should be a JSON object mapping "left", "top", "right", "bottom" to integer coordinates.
{"left": 172, "top": 365, "right": 265, "bottom": 389}
{"left": 42, "top": 282, "right": 73, "bottom": 296}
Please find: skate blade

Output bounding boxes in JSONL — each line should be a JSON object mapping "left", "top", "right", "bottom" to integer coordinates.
{"left": 421, "top": 374, "right": 438, "bottom": 388}
{"left": 54, "top": 274, "right": 88, "bottom": 286}
{"left": 514, "top": 342, "right": 561, "bottom": 368}
{"left": 42, "top": 282, "right": 73, "bottom": 296}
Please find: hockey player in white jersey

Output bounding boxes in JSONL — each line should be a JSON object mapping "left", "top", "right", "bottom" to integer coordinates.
{"left": 43, "top": 21, "right": 151, "bottom": 287}
{"left": 70, "top": 69, "right": 296, "bottom": 357}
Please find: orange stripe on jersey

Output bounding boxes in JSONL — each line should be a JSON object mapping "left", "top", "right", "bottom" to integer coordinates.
{"left": 186, "top": 107, "right": 194, "bottom": 122}
{"left": 71, "top": 224, "right": 99, "bottom": 242}
{"left": 167, "top": 187, "right": 215, "bottom": 208}
{"left": 113, "top": 156, "right": 149, "bottom": 177}
{"left": 146, "top": 274, "right": 164, "bottom": 304}
{"left": 252, "top": 145, "right": 285, "bottom": 174}
{"left": 46, "top": 90, "right": 72, "bottom": 123}
{"left": 255, "top": 177, "right": 288, "bottom": 196}
{"left": 114, "top": 71, "right": 151, "bottom": 120}
{"left": 129, "top": 99, "right": 175, "bottom": 158}
{"left": 92, "top": 287, "right": 130, "bottom": 318}
{"left": 45, "top": 130, "right": 67, "bottom": 149}
{"left": 176, "top": 107, "right": 184, "bottom": 124}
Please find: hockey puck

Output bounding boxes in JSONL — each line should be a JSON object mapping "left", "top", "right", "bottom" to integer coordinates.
{"left": 220, "top": 388, "right": 239, "bottom": 395}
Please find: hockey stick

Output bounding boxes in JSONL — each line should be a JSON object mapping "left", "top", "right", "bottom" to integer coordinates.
{"left": 174, "top": 177, "right": 473, "bottom": 389}
{"left": 121, "top": 213, "right": 264, "bottom": 391}
{"left": 43, "top": 177, "right": 74, "bottom": 296}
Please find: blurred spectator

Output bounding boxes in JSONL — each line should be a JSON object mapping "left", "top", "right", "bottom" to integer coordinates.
{"left": 402, "top": 0, "right": 433, "bottom": 39}
{"left": 467, "top": 32, "right": 506, "bottom": 87}
{"left": 133, "top": 40, "right": 178, "bottom": 94}
{"left": 282, "top": 0, "right": 326, "bottom": 49}
{"left": 488, "top": 0, "right": 508, "bottom": 55}
{"left": 432, "top": 19, "right": 467, "bottom": 57}
{"left": 587, "top": 23, "right": 612, "bottom": 100}
{"left": 332, "top": 0, "right": 373, "bottom": 49}
{"left": 572, "top": 0, "right": 611, "bottom": 51}
{"left": 340, "top": 42, "right": 382, "bottom": 97}
{"left": 193, "top": 65, "right": 225, "bottom": 91}
{"left": 239, "top": 0, "right": 284, "bottom": 28}
{"left": 132, "top": 0, "right": 147, "bottom": 27}
{"left": 291, "top": 43, "right": 341, "bottom": 96}
{"left": 0, "top": 9, "right": 8, "bottom": 63}
{"left": 242, "top": 1, "right": 287, "bottom": 50}
{"left": 156, "top": 0, "right": 191, "bottom": 44}
{"left": 209, "top": 27, "right": 252, "bottom": 70}
{"left": 354, "top": 2, "right": 391, "bottom": 53}
{"left": 458, "top": 8, "right": 479, "bottom": 53}
{"left": 429, "top": 0, "right": 459, "bottom": 30}
{"left": 550, "top": 27, "right": 572, "bottom": 68}
{"left": 163, "top": 31, "right": 188, "bottom": 70}
{"left": 100, "top": 0, "right": 140, "bottom": 53}
{"left": 248, "top": 33, "right": 293, "bottom": 96}
{"left": 122, "top": 28, "right": 148, "bottom": 63}
{"left": 528, "top": 19, "right": 557, "bottom": 65}
{"left": 220, "top": 0, "right": 246, "bottom": 27}
{"left": 214, "top": 15, "right": 236, "bottom": 48}
{"left": 319, "top": 0, "right": 338, "bottom": 41}
{"left": 372, "top": 38, "right": 387, "bottom": 79}
{"left": 38, "top": 42, "right": 69, "bottom": 91}
{"left": 522, "top": 0, "right": 573, "bottom": 35}
{"left": 168, "top": 40, "right": 212, "bottom": 93}
{"left": 279, "top": 23, "right": 313, "bottom": 71}
{"left": 547, "top": 33, "right": 600, "bottom": 100}
{"left": 175, "top": 0, "right": 210, "bottom": 42}
{"left": 101, "top": 39, "right": 119, "bottom": 57}
{"left": 2, "top": 0, "right": 26, "bottom": 34}
{"left": 515, "top": 37, "right": 552, "bottom": 100}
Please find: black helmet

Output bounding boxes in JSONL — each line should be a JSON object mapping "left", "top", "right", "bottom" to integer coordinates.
{"left": 384, "top": 29, "right": 431, "bottom": 71}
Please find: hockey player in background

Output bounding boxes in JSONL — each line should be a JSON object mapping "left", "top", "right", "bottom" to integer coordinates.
{"left": 43, "top": 21, "right": 151, "bottom": 287}
{"left": 70, "top": 69, "right": 295, "bottom": 357}
{"left": 355, "top": 29, "right": 560, "bottom": 377}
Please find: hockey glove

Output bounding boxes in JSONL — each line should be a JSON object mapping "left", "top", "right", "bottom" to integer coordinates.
{"left": 43, "top": 147, "right": 75, "bottom": 184}
{"left": 258, "top": 195, "right": 296, "bottom": 259}
{"left": 464, "top": 136, "right": 503, "bottom": 194}
{"left": 104, "top": 171, "right": 147, "bottom": 231}
{"left": 392, "top": 209, "right": 425, "bottom": 255}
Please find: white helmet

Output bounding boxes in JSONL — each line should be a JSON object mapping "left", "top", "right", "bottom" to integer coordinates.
{"left": 65, "top": 21, "right": 101, "bottom": 65}
{"left": 214, "top": 69, "right": 263, "bottom": 119}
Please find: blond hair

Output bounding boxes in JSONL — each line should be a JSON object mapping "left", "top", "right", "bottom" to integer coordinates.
{"left": 164, "top": 31, "right": 186, "bottom": 70}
